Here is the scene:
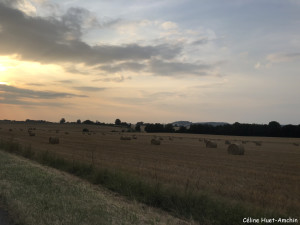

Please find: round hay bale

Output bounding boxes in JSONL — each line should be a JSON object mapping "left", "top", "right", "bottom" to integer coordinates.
{"left": 28, "top": 129, "right": 35, "bottom": 136}
{"left": 120, "top": 136, "right": 131, "bottom": 140}
{"left": 49, "top": 137, "right": 59, "bottom": 144}
{"left": 82, "top": 128, "right": 89, "bottom": 133}
{"left": 228, "top": 143, "right": 245, "bottom": 155}
{"left": 132, "top": 135, "right": 137, "bottom": 139}
{"left": 151, "top": 139, "right": 161, "bottom": 145}
{"left": 28, "top": 132, "right": 35, "bottom": 136}
{"left": 206, "top": 141, "right": 217, "bottom": 148}
{"left": 254, "top": 141, "right": 262, "bottom": 146}
{"left": 225, "top": 140, "right": 231, "bottom": 145}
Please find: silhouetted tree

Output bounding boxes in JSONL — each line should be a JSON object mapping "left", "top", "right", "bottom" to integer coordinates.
{"left": 164, "top": 124, "right": 174, "bottom": 132}
{"left": 268, "top": 121, "right": 281, "bottom": 137}
{"left": 282, "top": 124, "right": 297, "bottom": 137}
{"left": 83, "top": 120, "right": 94, "bottom": 125}
{"left": 144, "top": 123, "right": 175, "bottom": 133}
{"left": 77, "top": 119, "right": 81, "bottom": 124}
{"left": 115, "top": 119, "right": 121, "bottom": 125}
{"left": 178, "top": 126, "right": 187, "bottom": 133}
{"left": 60, "top": 118, "right": 66, "bottom": 124}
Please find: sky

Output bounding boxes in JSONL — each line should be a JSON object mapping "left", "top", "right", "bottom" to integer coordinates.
{"left": 0, "top": 0, "right": 299, "bottom": 124}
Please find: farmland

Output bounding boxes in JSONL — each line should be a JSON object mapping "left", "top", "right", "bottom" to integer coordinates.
{"left": 0, "top": 122, "right": 300, "bottom": 221}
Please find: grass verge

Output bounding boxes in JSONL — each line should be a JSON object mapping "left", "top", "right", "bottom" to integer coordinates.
{"left": 0, "top": 138, "right": 295, "bottom": 225}
{"left": 0, "top": 149, "right": 193, "bottom": 225}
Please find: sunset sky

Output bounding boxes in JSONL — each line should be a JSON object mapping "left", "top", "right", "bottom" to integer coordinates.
{"left": 0, "top": 0, "right": 299, "bottom": 124}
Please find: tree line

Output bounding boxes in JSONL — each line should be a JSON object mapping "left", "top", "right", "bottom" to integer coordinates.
{"left": 54, "top": 118, "right": 300, "bottom": 138}
{"left": 144, "top": 121, "right": 300, "bottom": 138}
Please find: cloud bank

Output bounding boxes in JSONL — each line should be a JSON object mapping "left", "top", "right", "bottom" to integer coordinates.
{"left": 0, "top": 1, "right": 216, "bottom": 78}
{"left": 0, "top": 84, "right": 87, "bottom": 106}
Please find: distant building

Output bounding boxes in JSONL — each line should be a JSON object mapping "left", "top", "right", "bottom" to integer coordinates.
{"left": 140, "top": 125, "right": 146, "bottom": 132}
{"left": 173, "top": 126, "right": 180, "bottom": 131}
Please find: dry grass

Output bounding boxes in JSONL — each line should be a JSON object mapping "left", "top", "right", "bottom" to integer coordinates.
{"left": 151, "top": 139, "right": 161, "bottom": 145}
{"left": 120, "top": 136, "right": 132, "bottom": 140}
{"left": 49, "top": 137, "right": 59, "bottom": 144}
{"left": 1, "top": 123, "right": 300, "bottom": 216}
{"left": 0, "top": 150, "right": 195, "bottom": 225}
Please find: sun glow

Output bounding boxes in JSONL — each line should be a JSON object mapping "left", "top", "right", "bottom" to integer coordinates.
{"left": 0, "top": 64, "right": 7, "bottom": 72}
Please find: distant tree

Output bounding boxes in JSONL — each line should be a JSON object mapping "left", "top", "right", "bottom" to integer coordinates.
{"left": 281, "top": 124, "right": 297, "bottom": 137}
{"left": 164, "top": 124, "right": 174, "bottom": 133}
{"left": 135, "top": 124, "right": 141, "bottom": 132}
{"left": 178, "top": 126, "right": 187, "bottom": 133}
{"left": 77, "top": 119, "right": 81, "bottom": 124}
{"left": 134, "top": 122, "right": 143, "bottom": 132}
{"left": 115, "top": 119, "right": 121, "bottom": 125}
{"left": 83, "top": 120, "right": 94, "bottom": 125}
{"left": 60, "top": 118, "right": 66, "bottom": 124}
{"left": 268, "top": 121, "right": 281, "bottom": 137}
{"left": 145, "top": 123, "right": 164, "bottom": 133}
{"left": 121, "top": 122, "right": 130, "bottom": 127}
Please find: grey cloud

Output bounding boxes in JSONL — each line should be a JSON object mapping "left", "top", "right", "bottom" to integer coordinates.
{"left": 190, "top": 82, "right": 226, "bottom": 90}
{"left": 73, "top": 86, "right": 106, "bottom": 92}
{"left": 98, "top": 58, "right": 214, "bottom": 77}
{"left": 99, "top": 62, "right": 146, "bottom": 73}
{"left": 0, "top": 97, "right": 66, "bottom": 107}
{"left": 0, "top": 0, "right": 19, "bottom": 8}
{"left": 149, "top": 59, "right": 211, "bottom": 76}
{"left": 65, "top": 66, "right": 90, "bottom": 75}
{"left": 61, "top": 7, "right": 119, "bottom": 40}
{"left": 57, "top": 80, "right": 74, "bottom": 84}
{"left": 285, "top": 53, "right": 300, "bottom": 58}
{"left": 148, "top": 91, "right": 186, "bottom": 98}
{"left": 0, "top": 84, "right": 87, "bottom": 106}
{"left": 27, "top": 83, "right": 46, "bottom": 86}
{"left": 192, "top": 38, "right": 209, "bottom": 45}
{"left": 0, "top": 3, "right": 181, "bottom": 65}
{"left": 0, "top": 84, "right": 87, "bottom": 100}
{"left": 93, "top": 76, "right": 131, "bottom": 83}
{"left": 89, "top": 44, "right": 181, "bottom": 64}
{"left": 267, "top": 52, "right": 300, "bottom": 63}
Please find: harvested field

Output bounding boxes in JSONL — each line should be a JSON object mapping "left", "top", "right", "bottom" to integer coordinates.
{"left": 227, "top": 143, "right": 245, "bottom": 155}
{"left": 0, "top": 123, "right": 300, "bottom": 216}
{"left": 0, "top": 150, "right": 194, "bottom": 225}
